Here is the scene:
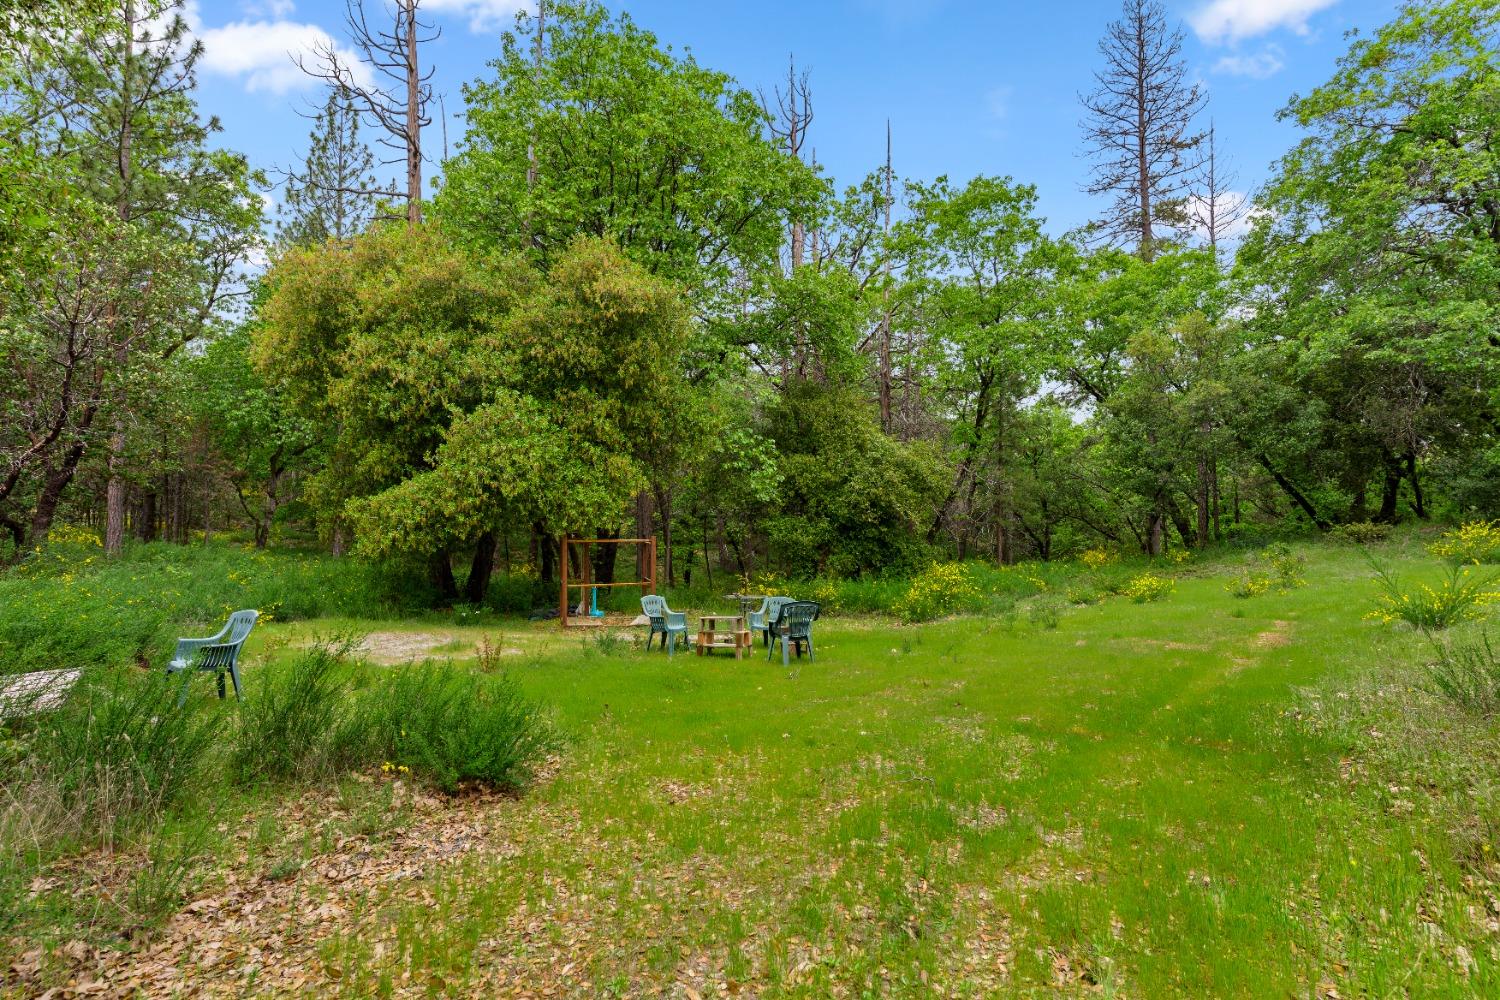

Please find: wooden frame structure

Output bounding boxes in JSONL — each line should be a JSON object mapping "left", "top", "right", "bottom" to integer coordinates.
{"left": 559, "top": 536, "right": 658, "bottom": 628}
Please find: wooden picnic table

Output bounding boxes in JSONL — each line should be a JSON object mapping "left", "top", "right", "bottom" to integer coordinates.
{"left": 697, "top": 614, "right": 752, "bottom": 659}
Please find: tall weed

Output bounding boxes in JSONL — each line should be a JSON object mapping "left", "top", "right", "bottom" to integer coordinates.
{"left": 1428, "top": 632, "right": 1500, "bottom": 717}
{"left": 23, "top": 670, "right": 220, "bottom": 844}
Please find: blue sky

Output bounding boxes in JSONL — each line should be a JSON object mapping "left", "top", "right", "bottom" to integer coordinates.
{"left": 186, "top": 0, "right": 1403, "bottom": 237}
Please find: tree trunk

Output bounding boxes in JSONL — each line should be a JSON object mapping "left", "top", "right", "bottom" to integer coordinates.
{"left": 1405, "top": 452, "right": 1427, "bottom": 520}
{"left": 1209, "top": 455, "right": 1221, "bottom": 541}
{"left": 104, "top": 423, "right": 128, "bottom": 554}
{"left": 465, "top": 531, "right": 496, "bottom": 605}
{"left": 634, "top": 491, "right": 653, "bottom": 581}
{"left": 1376, "top": 454, "right": 1402, "bottom": 523}
{"left": 1147, "top": 510, "right": 1165, "bottom": 556}
{"left": 429, "top": 550, "right": 457, "bottom": 602}
{"left": 593, "top": 527, "right": 619, "bottom": 586}
{"left": 653, "top": 484, "right": 673, "bottom": 587}
{"left": 535, "top": 522, "right": 555, "bottom": 585}
{"left": 135, "top": 488, "right": 157, "bottom": 542}
{"left": 1195, "top": 439, "right": 1210, "bottom": 547}
{"left": 1257, "top": 454, "right": 1331, "bottom": 530}
{"left": 404, "top": 0, "right": 422, "bottom": 226}
{"left": 104, "top": 2, "right": 136, "bottom": 556}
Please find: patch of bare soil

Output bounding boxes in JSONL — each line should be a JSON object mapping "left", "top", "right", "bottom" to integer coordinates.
{"left": 341, "top": 632, "right": 523, "bottom": 664}
{"left": 1254, "top": 621, "right": 1294, "bottom": 649}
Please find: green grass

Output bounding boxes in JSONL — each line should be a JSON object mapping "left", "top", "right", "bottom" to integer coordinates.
{"left": 5, "top": 535, "right": 1498, "bottom": 996}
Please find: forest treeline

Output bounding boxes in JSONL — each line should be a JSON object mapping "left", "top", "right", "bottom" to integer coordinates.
{"left": 3, "top": 0, "right": 1499, "bottom": 601}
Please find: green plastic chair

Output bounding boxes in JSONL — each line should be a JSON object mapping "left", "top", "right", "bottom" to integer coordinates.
{"left": 747, "top": 596, "right": 794, "bottom": 648}
{"left": 767, "top": 601, "right": 821, "bottom": 665}
{"left": 641, "top": 595, "right": 689, "bottom": 656}
{"left": 166, "top": 609, "right": 258, "bottom": 703}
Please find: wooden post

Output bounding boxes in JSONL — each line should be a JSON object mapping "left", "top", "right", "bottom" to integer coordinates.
{"left": 559, "top": 534, "right": 569, "bottom": 627}
{"left": 648, "top": 537, "right": 657, "bottom": 596}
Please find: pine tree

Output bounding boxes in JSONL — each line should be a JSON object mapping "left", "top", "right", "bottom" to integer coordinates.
{"left": 1079, "top": 0, "right": 1205, "bottom": 260}
{"left": 278, "top": 89, "right": 383, "bottom": 247}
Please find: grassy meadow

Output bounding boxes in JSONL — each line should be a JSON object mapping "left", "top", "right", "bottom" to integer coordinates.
{"left": 3, "top": 534, "right": 1499, "bottom": 997}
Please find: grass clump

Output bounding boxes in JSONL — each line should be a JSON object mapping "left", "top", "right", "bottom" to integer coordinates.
{"left": 1226, "top": 543, "right": 1308, "bottom": 598}
{"left": 20, "top": 670, "right": 219, "bottom": 845}
{"left": 1329, "top": 521, "right": 1392, "bottom": 545}
{"left": 1429, "top": 631, "right": 1500, "bottom": 717}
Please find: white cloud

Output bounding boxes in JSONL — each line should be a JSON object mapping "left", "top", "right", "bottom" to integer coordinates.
{"left": 1185, "top": 192, "right": 1266, "bottom": 242}
{"left": 1189, "top": 0, "right": 1339, "bottom": 45}
{"left": 985, "top": 85, "right": 1012, "bottom": 120}
{"left": 423, "top": 0, "right": 531, "bottom": 33}
{"left": 196, "top": 18, "right": 373, "bottom": 95}
{"left": 1211, "top": 45, "right": 1285, "bottom": 78}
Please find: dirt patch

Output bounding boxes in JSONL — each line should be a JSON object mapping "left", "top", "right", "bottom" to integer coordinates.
{"left": 1254, "top": 621, "right": 1294, "bottom": 649}
{"left": 339, "top": 632, "right": 524, "bottom": 664}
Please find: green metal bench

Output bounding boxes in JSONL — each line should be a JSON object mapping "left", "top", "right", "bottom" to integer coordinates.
{"left": 166, "top": 609, "right": 258, "bottom": 703}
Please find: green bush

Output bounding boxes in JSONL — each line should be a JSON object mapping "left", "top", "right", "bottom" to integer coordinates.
{"left": 1121, "top": 572, "right": 1175, "bottom": 603}
{"left": 893, "top": 563, "right": 980, "bottom": 623}
{"left": 365, "top": 663, "right": 557, "bottom": 793}
{"left": 232, "top": 638, "right": 359, "bottom": 783}
{"left": 1027, "top": 595, "right": 1065, "bottom": 630}
{"left": 1367, "top": 556, "right": 1500, "bottom": 632}
{"left": 1429, "top": 632, "right": 1500, "bottom": 716}
{"left": 1429, "top": 521, "right": 1500, "bottom": 565}
{"left": 1226, "top": 571, "right": 1273, "bottom": 599}
{"left": 1259, "top": 543, "right": 1308, "bottom": 590}
{"left": 1329, "top": 522, "right": 1391, "bottom": 545}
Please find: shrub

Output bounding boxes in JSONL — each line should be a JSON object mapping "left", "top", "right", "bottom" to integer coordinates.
{"left": 1078, "top": 547, "right": 1118, "bottom": 570}
{"left": 365, "top": 664, "right": 556, "bottom": 793}
{"left": 893, "top": 563, "right": 980, "bottom": 623}
{"left": 1429, "top": 521, "right": 1500, "bottom": 565}
{"left": 1226, "top": 572, "right": 1273, "bottom": 599}
{"left": 232, "top": 638, "right": 360, "bottom": 784}
{"left": 1330, "top": 522, "right": 1391, "bottom": 545}
{"left": 1027, "top": 595, "right": 1066, "bottom": 630}
{"left": 1428, "top": 632, "right": 1500, "bottom": 716}
{"left": 23, "top": 670, "right": 220, "bottom": 841}
{"left": 1366, "top": 557, "right": 1500, "bottom": 632}
{"left": 1121, "top": 573, "right": 1174, "bottom": 603}
{"left": 1260, "top": 543, "right": 1307, "bottom": 590}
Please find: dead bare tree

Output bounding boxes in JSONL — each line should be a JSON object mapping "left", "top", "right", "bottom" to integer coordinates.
{"left": 1190, "top": 121, "right": 1248, "bottom": 263}
{"left": 878, "top": 120, "right": 894, "bottom": 433}
{"left": 299, "top": 0, "right": 437, "bottom": 227}
{"left": 1079, "top": 0, "right": 1204, "bottom": 261}
{"left": 763, "top": 56, "right": 814, "bottom": 270}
